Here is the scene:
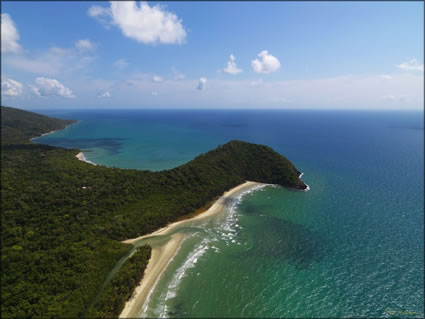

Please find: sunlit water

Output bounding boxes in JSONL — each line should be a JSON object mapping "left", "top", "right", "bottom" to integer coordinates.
{"left": 35, "top": 109, "right": 424, "bottom": 318}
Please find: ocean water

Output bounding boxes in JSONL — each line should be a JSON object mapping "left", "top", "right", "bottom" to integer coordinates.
{"left": 34, "top": 109, "right": 424, "bottom": 318}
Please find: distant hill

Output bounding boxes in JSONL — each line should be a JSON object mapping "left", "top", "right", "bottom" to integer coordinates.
{"left": 1, "top": 106, "right": 76, "bottom": 145}
{"left": 1, "top": 106, "right": 306, "bottom": 318}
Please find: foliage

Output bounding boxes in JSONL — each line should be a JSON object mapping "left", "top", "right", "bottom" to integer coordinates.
{"left": 1, "top": 106, "right": 306, "bottom": 318}
{"left": 1, "top": 106, "right": 76, "bottom": 145}
{"left": 86, "top": 245, "right": 151, "bottom": 318}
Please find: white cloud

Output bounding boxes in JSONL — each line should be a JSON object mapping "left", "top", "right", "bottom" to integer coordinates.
{"left": 380, "top": 74, "right": 392, "bottom": 80}
{"left": 88, "top": 5, "right": 110, "bottom": 19}
{"left": 1, "top": 77, "right": 23, "bottom": 96}
{"left": 224, "top": 54, "right": 242, "bottom": 74}
{"left": 97, "top": 91, "right": 111, "bottom": 98}
{"left": 184, "top": 73, "right": 422, "bottom": 109}
{"left": 75, "top": 39, "right": 96, "bottom": 52}
{"left": 397, "top": 59, "right": 424, "bottom": 72}
{"left": 6, "top": 57, "right": 60, "bottom": 75}
{"left": 52, "top": 72, "right": 421, "bottom": 110}
{"left": 114, "top": 58, "right": 128, "bottom": 69}
{"left": 88, "top": 1, "right": 186, "bottom": 45}
{"left": 153, "top": 75, "right": 163, "bottom": 83}
{"left": 383, "top": 95, "right": 407, "bottom": 103}
{"left": 152, "top": 91, "right": 158, "bottom": 96}
{"left": 28, "top": 85, "right": 41, "bottom": 96}
{"left": 31, "top": 77, "right": 75, "bottom": 98}
{"left": 49, "top": 47, "right": 71, "bottom": 56}
{"left": 4, "top": 41, "right": 96, "bottom": 75}
{"left": 1, "top": 14, "right": 21, "bottom": 53}
{"left": 197, "top": 77, "right": 207, "bottom": 90}
{"left": 88, "top": 5, "right": 113, "bottom": 29}
{"left": 251, "top": 79, "right": 263, "bottom": 88}
{"left": 383, "top": 95, "right": 396, "bottom": 101}
{"left": 171, "top": 67, "right": 185, "bottom": 80}
{"left": 251, "top": 50, "right": 281, "bottom": 74}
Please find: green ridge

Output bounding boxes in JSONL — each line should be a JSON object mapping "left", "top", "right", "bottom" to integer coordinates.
{"left": 1, "top": 106, "right": 306, "bottom": 318}
{"left": 1, "top": 106, "right": 76, "bottom": 145}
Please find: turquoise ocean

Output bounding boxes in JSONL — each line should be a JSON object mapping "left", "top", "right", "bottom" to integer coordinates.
{"left": 34, "top": 109, "right": 424, "bottom": 318}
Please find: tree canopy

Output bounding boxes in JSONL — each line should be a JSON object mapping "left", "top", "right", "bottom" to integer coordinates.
{"left": 1, "top": 106, "right": 306, "bottom": 318}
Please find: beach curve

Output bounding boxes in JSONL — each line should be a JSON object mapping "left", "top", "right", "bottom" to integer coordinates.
{"left": 76, "top": 152, "right": 97, "bottom": 165}
{"left": 119, "top": 181, "right": 263, "bottom": 318}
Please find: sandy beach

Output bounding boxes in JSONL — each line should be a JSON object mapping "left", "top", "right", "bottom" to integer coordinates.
{"left": 30, "top": 121, "right": 79, "bottom": 141}
{"left": 29, "top": 129, "right": 58, "bottom": 141}
{"left": 119, "top": 181, "right": 262, "bottom": 318}
{"left": 75, "top": 152, "right": 96, "bottom": 165}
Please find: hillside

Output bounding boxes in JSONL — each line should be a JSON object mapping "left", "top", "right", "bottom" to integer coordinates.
{"left": 1, "top": 106, "right": 77, "bottom": 145}
{"left": 1, "top": 106, "right": 307, "bottom": 318}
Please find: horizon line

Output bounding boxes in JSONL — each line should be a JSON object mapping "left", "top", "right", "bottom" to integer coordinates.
{"left": 4, "top": 105, "right": 424, "bottom": 112}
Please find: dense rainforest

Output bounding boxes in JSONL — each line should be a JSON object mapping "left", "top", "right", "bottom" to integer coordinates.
{"left": 1, "top": 106, "right": 307, "bottom": 318}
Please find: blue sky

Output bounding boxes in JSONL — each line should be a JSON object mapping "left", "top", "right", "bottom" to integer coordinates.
{"left": 1, "top": 1, "right": 424, "bottom": 109}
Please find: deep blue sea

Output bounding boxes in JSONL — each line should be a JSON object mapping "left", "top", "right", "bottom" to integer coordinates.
{"left": 34, "top": 109, "right": 424, "bottom": 318}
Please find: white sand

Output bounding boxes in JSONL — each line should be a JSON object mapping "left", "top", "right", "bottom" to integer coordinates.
{"left": 75, "top": 152, "right": 96, "bottom": 165}
{"left": 119, "top": 233, "right": 185, "bottom": 318}
{"left": 119, "top": 181, "right": 262, "bottom": 318}
{"left": 30, "top": 121, "right": 79, "bottom": 141}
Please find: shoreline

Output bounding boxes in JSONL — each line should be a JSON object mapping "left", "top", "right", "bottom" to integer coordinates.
{"left": 75, "top": 152, "right": 97, "bottom": 166}
{"left": 119, "top": 181, "right": 263, "bottom": 318}
{"left": 30, "top": 129, "right": 59, "bottom": 141}
{"left": 30, "top": 121, "right": 79, "bottom": 141}
{"left": 299, "top": 172, "right": 310, "bottom": 192}
{"left": 28, "top": 121, "right": 99, "bottom": 166}
{"left": 122, "top": 181, "right": 262, "bottom": 245}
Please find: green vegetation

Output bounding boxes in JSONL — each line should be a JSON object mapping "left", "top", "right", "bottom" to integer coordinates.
{"left": 1, "top": 106, "right": 76, "bottom": 145}
{"left": 87, "top": 245, "right": 151, "bottom": 318}
{"left": 1, "top": 106, "right": 306, "bottom": 318}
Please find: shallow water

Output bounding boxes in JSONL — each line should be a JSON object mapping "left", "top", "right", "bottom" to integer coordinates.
{"left": 35, "top": 109, "right": 424, "bottom": 318}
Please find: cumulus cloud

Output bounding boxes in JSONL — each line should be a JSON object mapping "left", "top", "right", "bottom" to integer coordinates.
{"left": 224, "top": 54, "right": 242, "bottom": 74}
{"left": 114, "top": 58, "right": 128, "bottom": 69}
{"left": 396, "top": 59, "right": 424, "bottom": 72}
{"left": 251, "top": 50, "right": 281, "bottom": 74}
{"left": 88, "top": 1, "right": 186, "bottom": 45}
{"left": 1, "top": 13, "right": 21, "bottom": 53}
{"left": 197, "top": 77, "right": 207, "bottom": 90}
{"left": 152, "top": 75, "right": 163, "bottom": 83}
{"left": 1, "top": 77, "right": 23, "bottom": 96}
{"left": 250, "top": 79, "right": 263, "bottom": 88}
{"left": 31, "top": 77, "right": 75, "bottom": 98}
{"left": 75, "top": 39, "right": 96, "bottom": 52}
{"left": 97, "top": 91, "right": 111, "bottom": 98}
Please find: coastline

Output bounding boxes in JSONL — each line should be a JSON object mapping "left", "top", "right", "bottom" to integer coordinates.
{"left": 30, "top": 120, "right": 79, "bottom": 141}
{"left": 30, "top": 129, "right": 59, "bottom": 141}
{"left": 76, "top": 152, "right": 97, "bottom": 166}
{"left": 299, "top": 172, "right": 310, "bottom": 192}
{"left": 119, "top": 181, "right": 263, "bottom": 318}
{"left": 28, "top": 120, "right": 98, "bottom": 167}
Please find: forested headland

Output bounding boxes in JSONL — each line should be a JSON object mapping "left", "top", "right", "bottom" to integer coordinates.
{"left": 1, "top": 106, "right": 307, "bottom": 318}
